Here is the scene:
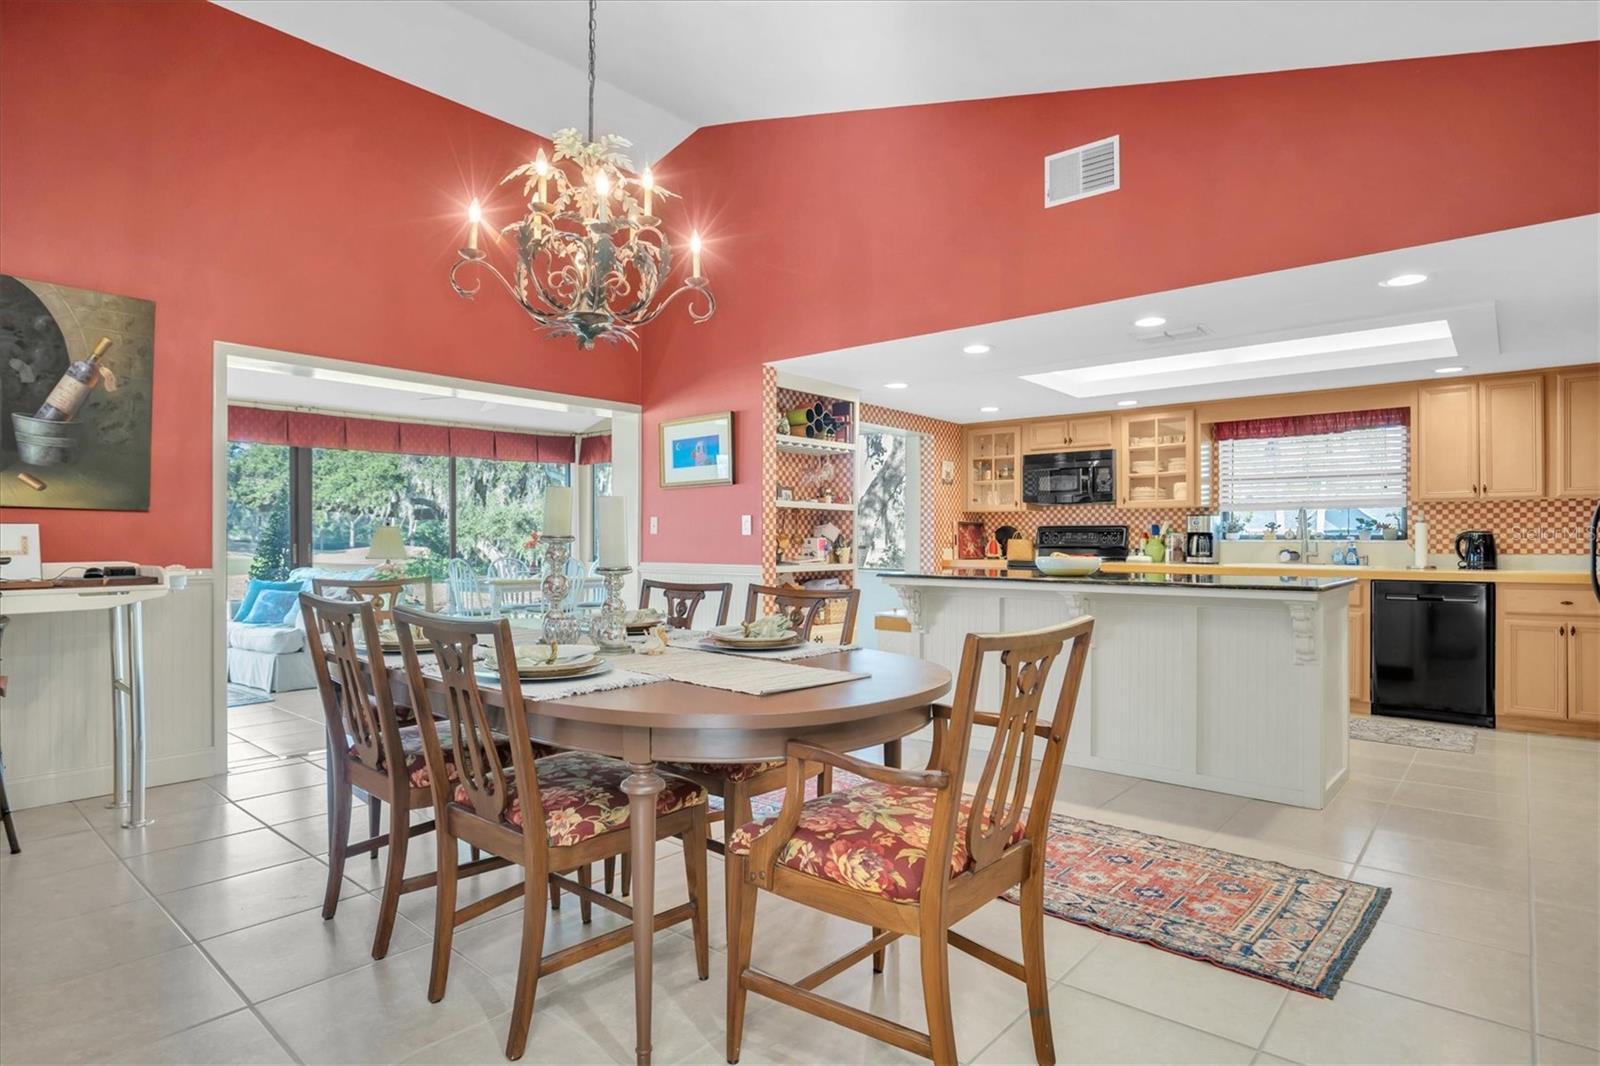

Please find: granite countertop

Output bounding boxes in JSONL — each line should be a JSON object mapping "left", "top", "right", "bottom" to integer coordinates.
{"left": 880, "top": 571, "right": 1357, "bottom": 593}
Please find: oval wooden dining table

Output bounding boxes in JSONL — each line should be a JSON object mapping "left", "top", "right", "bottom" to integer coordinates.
{"left": 390, "top": 645, "right": 951, "bottom": 1065}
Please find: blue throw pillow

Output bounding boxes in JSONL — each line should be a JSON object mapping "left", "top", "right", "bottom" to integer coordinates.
{"left": 240, "top": 588, "right": 301, "bottom": 627}
{"left": 235, "top": 578, "right": 303, "bottom": 621}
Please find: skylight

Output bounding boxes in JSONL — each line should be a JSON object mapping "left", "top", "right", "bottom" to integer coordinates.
{"left": 1021, "top": 320, "right": 1456, "bottom": 398}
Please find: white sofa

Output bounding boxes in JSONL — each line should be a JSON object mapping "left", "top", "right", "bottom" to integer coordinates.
{"left": 226, "top": 566, "right": 376, "bottom": 693}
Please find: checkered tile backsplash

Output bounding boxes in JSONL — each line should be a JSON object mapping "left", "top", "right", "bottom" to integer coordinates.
{"left": 1413, "top": 498, "right": 1599, "bottom": 555}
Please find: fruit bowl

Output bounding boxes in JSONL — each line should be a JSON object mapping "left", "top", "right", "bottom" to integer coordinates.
{"left": 1034, "top": 554, "right": 1102, "bottom": 577}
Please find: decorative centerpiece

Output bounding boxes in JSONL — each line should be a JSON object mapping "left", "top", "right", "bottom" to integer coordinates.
{"left": 539, "top": 486, "right": 582, "bottom": 643}
{"left": 589, "top": 494, "right": 633, "bottom": 653}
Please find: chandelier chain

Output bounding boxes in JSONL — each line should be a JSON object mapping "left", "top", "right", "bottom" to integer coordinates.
{"left": 587, "top": 0, "right": 597, "bottom": 142}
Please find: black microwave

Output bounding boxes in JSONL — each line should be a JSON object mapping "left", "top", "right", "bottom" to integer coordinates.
{"left": 1022, "top": 449, "right": 1115, "bottom": 506}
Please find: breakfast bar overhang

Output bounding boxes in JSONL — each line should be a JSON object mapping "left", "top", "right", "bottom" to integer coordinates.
{"left": 882, "top": 571, "right": 1356, "bottom": 809}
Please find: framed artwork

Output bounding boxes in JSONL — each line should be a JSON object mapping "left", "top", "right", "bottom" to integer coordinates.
{"left": 0, "top": 522, "right": 42, "bottom": 581}
{"left": 940, "top": 459, "right": 956, "bottom": 485}
{"left": 1, "top": 275, "right": 155, "bottom": 511}
{"left": 955, "top": 519, "right": 986, "bottom": 561}
{"left": 659, "top": 411, "right": 733, "bottom": 488}
{"left": 776, "top": 484, "right": 795, "bottom": 501}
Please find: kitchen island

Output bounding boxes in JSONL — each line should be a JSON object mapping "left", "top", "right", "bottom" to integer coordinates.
{"left": 882, "top": 570, "right": 1355, "bottom": 808}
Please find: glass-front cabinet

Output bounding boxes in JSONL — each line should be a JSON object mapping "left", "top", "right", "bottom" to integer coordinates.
{"left": 964, "top": 425, "right": 1020, "bottom": 511}
{"left": 1117, "top": 408, "right": 1196, "bottom": 508}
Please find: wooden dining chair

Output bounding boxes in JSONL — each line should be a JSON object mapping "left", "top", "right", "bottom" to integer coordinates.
{"left": 391, "top": 605, "right": 712, "bottom": 1061}
{"left": 311, "top": 576, "right": 432, "bottom": 626}
{"left": 744, "top": 584, "right": 861, "bottom": 644}
{"left": 300, "top": 591, "right": 511, "bottom": 960}
{"left": 654, "top": 584, "right": 856, "bottom": 865}
{"left": 725, "top": 616, "right": 1094, "bottom": 1065}
{"left": 639, "top": 579, "right": 733, "bottom": 629}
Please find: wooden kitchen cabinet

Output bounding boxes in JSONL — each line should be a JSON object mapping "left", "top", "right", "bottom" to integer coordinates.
{"left": 1479, "top": 376, "right": 1544, "bottom": 498}
{"left": 1416, "top": 381, "right": 1480, "bottom": 500}
{"left": 1417, "top": 376, "right": 1545, "bottom": 501}
{"left": 1023, "top": 415, "right": 1114, "bottom": 453}
{"left": 964, "top": 425, "right": 1020, "bottom": 511}
{"left": 1117, "top": 408, "right": 1195, "bottom": 508}
{"left": 1348, "top": 580, "right": 1370, "bottom": 711}
{"left": 1497, "top": 585, "right": 1600, "bottom": 736}
{"left": 1553, "top": 368, "right": 1600, "bottom": 498}
{"left": 1571, "top": 622, "right": 1600, "bottom": 723}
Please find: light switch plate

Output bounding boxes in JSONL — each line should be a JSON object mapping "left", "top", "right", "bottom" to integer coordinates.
{"left": 741, "top": 515, "right": 752, "bottom": 536}
{"left": 649, "top": 516, "right": 658, "bottom": 534}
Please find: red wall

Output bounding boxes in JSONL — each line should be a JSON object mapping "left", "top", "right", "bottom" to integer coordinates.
{"left": 0, "top": 0, "right": 640, "bottom": 567}
{"left": 642, "top": 43, "right": 1599, "bottom": 565}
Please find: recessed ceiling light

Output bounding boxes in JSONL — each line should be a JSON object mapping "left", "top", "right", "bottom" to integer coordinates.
{"left": 1117, "top": 399, "right": 1139, "bottom": 407}
{"left": 979, "top": 406, "right": 999, "bottom": 413}
{"left": 1380, "top": 273, "right": 1428, "bottom": 288}
{"left": 884, "top": 382, "right": 909, "bottom": 389}
{"left": 1434, "top": 366, "right": 1465, "bottom": 374}
{"left": 962, "top": 344, "right": 991, "bottom": 355}
{"left": 1133, "top": 315, "right": 1167, "bottom": 329}
{"left": 1022, "top": 320, "right": 1456, "bottom": 398}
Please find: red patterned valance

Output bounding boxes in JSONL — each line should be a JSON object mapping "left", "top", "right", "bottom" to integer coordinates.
{"left": 227, "top": 405, "right": 575, "bottom": 463}
{"left": 286, "top": 412, "right": 346, "bottom": 449}
{"left": 1212, "top": 407, "right": 1409, "bottom": 441}
{"left": 578, "top": 434, "right": 612, "bottom": 465}
{"left": 448, "top": 426, "right": 496, "bottom": 459}
{"left": 228, "top": 406, "right": 287, "bottom": 444}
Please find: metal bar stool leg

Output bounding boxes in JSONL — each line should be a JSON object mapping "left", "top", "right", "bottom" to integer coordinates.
{"left": 0, "top": 743, "right": 18, "bottom": 854}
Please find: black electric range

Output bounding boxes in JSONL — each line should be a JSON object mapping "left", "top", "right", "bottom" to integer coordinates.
{"left": 1007, "top": 525, "right": 1131, "bottom": 571}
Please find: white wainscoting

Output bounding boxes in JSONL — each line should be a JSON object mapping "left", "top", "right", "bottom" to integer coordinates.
{"left": 636, "top": 562, "right": 764, "bottom": 627}
{"left": 1, "top": 574, "right": 223, "bottom": 809}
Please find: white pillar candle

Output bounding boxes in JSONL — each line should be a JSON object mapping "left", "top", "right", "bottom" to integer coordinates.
{"left": 597, "top": 495, "right": 628, "bottom": 568}
{"left": 544, "top": 485, "right": 573, "bottom": 536}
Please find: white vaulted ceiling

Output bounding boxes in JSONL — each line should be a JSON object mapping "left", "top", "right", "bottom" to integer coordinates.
{"left": 218, "top": 0, "right": 1598, "bottom": 162}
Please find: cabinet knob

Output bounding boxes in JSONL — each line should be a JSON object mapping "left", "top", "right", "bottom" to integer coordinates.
{"left": 1560, "top": 625, "right": 1567, "bottom": 636}
{"left": 1561, "top": 600, "right": 1574, "bottom": 606}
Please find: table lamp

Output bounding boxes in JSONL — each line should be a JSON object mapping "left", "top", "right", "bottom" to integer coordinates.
{"left": 366, "top": 525, "right": 409, "bottom": 575}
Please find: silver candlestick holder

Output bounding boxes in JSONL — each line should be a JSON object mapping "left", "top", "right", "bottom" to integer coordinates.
{"left": 539, "top": 535, "right": 583, "bottom": 644}
{"left": 590, "top": 565, "right": 633, "bottom": 653}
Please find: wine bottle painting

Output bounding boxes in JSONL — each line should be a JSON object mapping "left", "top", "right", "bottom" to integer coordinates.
{"left": 1, "top": 275, "right": 154, "bottom": 511}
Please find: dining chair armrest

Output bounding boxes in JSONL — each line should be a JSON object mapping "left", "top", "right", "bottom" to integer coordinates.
{"left": 785, "top": 741, "right": 950, "bottom": 791}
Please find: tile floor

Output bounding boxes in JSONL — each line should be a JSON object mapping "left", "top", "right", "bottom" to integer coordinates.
{"left": 2, "top": 693, "right": 1596, "bottom": 1064}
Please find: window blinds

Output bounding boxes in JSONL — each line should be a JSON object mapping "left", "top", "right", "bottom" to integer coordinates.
{"left": 1216, "top": 425, "right": 1408, "bottom": 510}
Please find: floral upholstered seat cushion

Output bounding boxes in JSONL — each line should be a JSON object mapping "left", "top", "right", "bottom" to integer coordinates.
{"left": 662, "top": 760, "right": 785, "bottom": 783}
{"left": 452, "top": 750, "right": 706, "bottom": 847}
{"left": 349, "top": 721, "right": 554, "bottom": 789}
{"left": 726, "top": 780, "right": 1027, "bottom": 903}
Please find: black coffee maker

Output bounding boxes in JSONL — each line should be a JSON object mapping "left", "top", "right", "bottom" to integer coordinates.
{"left": 1455, "top": 530, "right": 1497, "bottom": 570}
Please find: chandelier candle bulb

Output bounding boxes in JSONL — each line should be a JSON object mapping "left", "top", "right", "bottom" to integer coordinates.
{"left": 597, "top": 494, "right": 628, "bottom": 568}
{"left": 544, "top": 484, "right": 574, "bottom": 536}
{"left": 690, "top": 231, "right": 702, "bottom": 278}
{"left": 594, "top": 171, "right": 610, "bottom": 221}
{"left": 466, "top": 199, "right": 482, "bottom": 252}
{"left": 640, "top": 166, "right": 654, "bottom": 216}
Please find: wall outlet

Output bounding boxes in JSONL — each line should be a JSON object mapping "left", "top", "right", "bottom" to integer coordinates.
{"left": 649, "top": 516, "right": 658, "bottom": 535}
{"left": 741, "top": 514, "right": 752, "bottom": 536}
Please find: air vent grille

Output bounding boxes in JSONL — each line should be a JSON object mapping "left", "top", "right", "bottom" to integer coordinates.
{"left": 1044, "top": 135, "right": 1120, "bottom": 207}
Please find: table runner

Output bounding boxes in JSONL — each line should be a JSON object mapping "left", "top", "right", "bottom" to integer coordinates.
{"left": 624, "top": 645, "right": 867, "bottom": 696}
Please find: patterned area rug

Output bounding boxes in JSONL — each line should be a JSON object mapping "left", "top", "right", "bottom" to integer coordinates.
{"left": 226, "top": 683, "right": 272, "bottom": 708}
{"left": 743, "top": 770, "right": 1387, "bottom": 998}
{"left": 1349, "top": 715, "right": 1477, "bottom": 753}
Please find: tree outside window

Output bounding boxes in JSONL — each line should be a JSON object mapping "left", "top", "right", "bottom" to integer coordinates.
{"left": 858, "top": 430, "right": 907, "bottom": 570}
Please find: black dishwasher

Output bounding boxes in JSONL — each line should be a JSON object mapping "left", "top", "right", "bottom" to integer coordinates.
{"left": 1370, "top": 581, "right": 1494, "bottom": 728}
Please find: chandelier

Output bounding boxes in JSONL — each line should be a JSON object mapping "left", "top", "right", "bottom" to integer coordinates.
{"left": 449, "top": 0, "right": 714, "bottom": 349}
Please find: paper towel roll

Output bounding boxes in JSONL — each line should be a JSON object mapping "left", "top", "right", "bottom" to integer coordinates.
{"left": 1413, "top": 519, "right": 1429, "bottom": 568}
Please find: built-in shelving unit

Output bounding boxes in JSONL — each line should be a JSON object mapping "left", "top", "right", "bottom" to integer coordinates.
{"left": 1117, "top": 408, "right": 1196, "bottom": 508}
{"left": 775, "top": 436, "right": 856, "bottom": 456}
{"left": 767, "top": 372, "right": 860, "bottom": 626}
{"left": 775, "top": 499, "right": 854, "bottom": 512}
